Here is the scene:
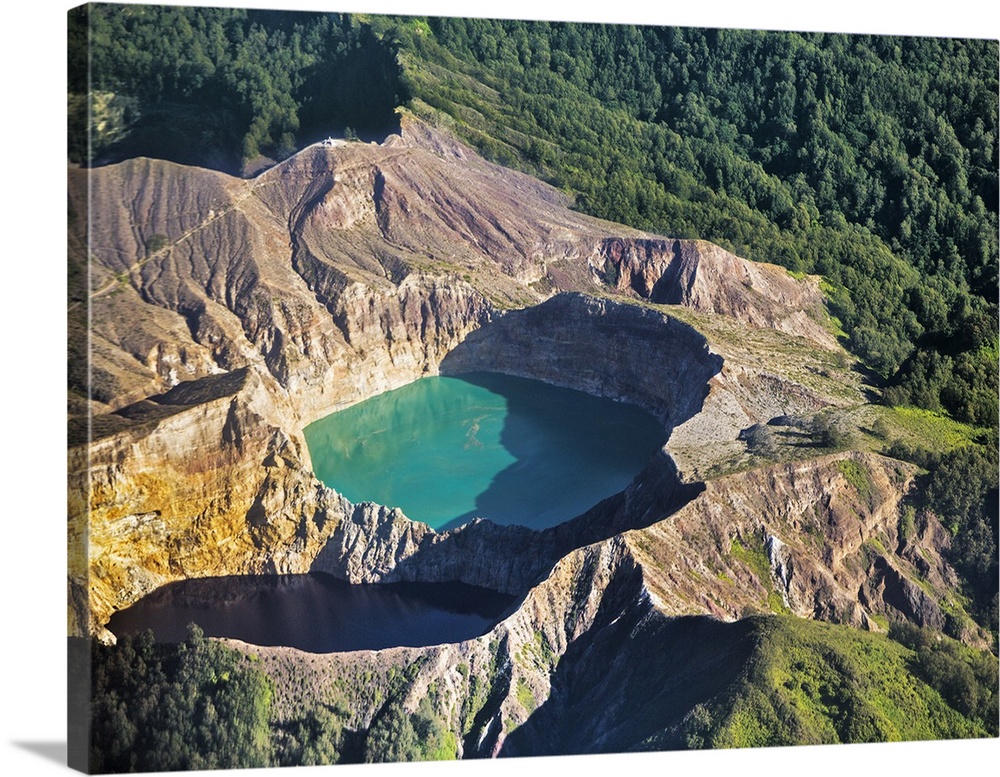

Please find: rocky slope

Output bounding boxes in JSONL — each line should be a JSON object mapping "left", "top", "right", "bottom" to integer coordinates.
{"left": 233, "top": 451, "right": 983, "bottom": 758}
{"left": 70, "top": 291, "right": 713, "bottom": 637}
{"left": 70, "top": 114, "right": 863, "bottom": 638}
{"left": 68, "top": 114, "right": 981, "bottom": 679}
{"left": 71, "top": 113, "right": 838, "bottom": 419}
{"left": 599, "top": 235, "right": 836, "bottom": 350}
{"left": 627, "top": 451, "right": 973, "bottom": 637}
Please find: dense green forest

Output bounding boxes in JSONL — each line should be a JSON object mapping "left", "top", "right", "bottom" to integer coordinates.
{"left": 397, "top": 16, "right": 998, "bottom": 639}
{"left": 89, "top": 626, "right": 275, "bottom": 772}
{"left": 88, "top": 626, "right": 456, "bottom": 770}
{"left": 68, "top": 5, "right": 408, "bottom": 171}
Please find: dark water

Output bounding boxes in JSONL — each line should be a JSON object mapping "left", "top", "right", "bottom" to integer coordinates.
{"left": 304, "top": 372, "right": 667, "bottom": 531}
{"left": 108, "top": 575, "right": 516, "bottom": 653}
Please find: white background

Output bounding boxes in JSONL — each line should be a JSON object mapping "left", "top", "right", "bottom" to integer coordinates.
{"left": 2, "top": 1, "right": 998, "bottom": 775}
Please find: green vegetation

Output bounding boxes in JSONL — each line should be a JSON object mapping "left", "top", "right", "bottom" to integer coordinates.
{"left": 741, "top": 412, "right": 854, "bottom": 460}
{"left": 891, "top": 622, "right": 999, "bottom": 735}
{"left": 363, "top": 693, "right": 456, "bottom": 762}
{"left": 274, "top": 703, "right": 348, "bottom": 767}
{"left": 69, "top": 4, "right": 409, "bottom": 170}
{"left": 144, "top": 233, "right": 168, "bottom": 256}
{"left": 90, "top": 628, "right": 462, "bottom": 769}
{"left": 388, "top": 16, "right": 999, "bottom": 636}
{"left": 72, "top": 11, "right": 996, "bottom": 604}
{"left": 680, "top": 616, "right": 997, "bottom": 748}
{"left": 851, "top": 405, "right": 996, "bottom": 626}
{"left": 70, "top": 13, "right": 996, "bottom": 421}
{"left": 516, "top": 677, "right": 538, "bottom": 714}
{"left": 514, "top": 630, "right": 555, "bottom": 671}
{"left": 75, "top": 10, "right": 998, "bottom": 760}
{"left": 923, "top": 445, "right": 999, "bottom": 636}
{"left": 90, "top": 626, "right": 274, "bottom": 773}
{"left": 74, "top": 13, "right": 995, "bottom": 613}
{"left": 70, "top": 9, "right": 999, "bottom": 429}
{"left": 877, "top": 434, "right": 998, "bottom": 638}
{"left": 730, "top": 534, "right": 788, "bottom": 614}
{"left": 730, "top": 535, "right": 771, "bottom": 584}
{"left": 870, "top": 405, "right": 986, "bottom": 453}
{"left": 836, "top": 459, "right": 875, "bottom": 506}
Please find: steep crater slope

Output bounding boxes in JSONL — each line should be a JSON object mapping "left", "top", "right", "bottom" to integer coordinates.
{"left": 237, "top": 452, "right": 984, "bottom": 758}
{"left": 70, "top": 293, "right": 714, "bottom": 637}
{"left": 71, "top": 113, "right": 839, "bottom": 421}
{"left": 70, "top": 115, "right": 892, "bottom": 646}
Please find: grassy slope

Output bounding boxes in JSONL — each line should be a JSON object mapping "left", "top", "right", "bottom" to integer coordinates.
{"left": 666, "top": 616, "right": 996, "bottom": 749}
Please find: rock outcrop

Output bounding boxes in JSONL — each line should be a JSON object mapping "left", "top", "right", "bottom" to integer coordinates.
{"left": 68, "top": 114, "right": 971, "bottom": 664}
{"left": 67, "top": 113, "right": 994, "bottom": 767}
{"left": 625, "top": 451, "right": 973, "bottom": 636}
{"left": 598, "top": 236, "right": 837, "bottom": 350}
{"left": 232, "top": 450, "right": 982, "bottom": 758}
{"left": 440, "top": 292, "right": 721, "bottom": 428}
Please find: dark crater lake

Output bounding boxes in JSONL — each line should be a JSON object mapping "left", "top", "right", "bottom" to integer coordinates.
{"left": 108, "top": 575, "right": 516, "bottom": 653}
{"left": 304, "top": 372, "right": 668, "bottom": 531}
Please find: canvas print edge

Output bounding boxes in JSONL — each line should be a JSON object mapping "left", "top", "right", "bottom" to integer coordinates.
{"left": 64, "top": 0, "right": 1000, "bottom": 772}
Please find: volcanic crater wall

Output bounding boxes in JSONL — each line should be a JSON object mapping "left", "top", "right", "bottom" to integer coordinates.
{"left": 440, "top": 292, "right": 722, "bottom": 428}
{"left": 307, "top": 291, "right": 719, "bottom": 596}
{"left": 70, "top": 119, "right": 866, "bottom": 645}
{"left": 74, "top": 283, "right": 722, "bottom": 638}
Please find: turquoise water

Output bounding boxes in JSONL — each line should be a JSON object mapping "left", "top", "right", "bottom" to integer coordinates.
{"left": 303, "top": 372, "right": 666, "bottom": 531}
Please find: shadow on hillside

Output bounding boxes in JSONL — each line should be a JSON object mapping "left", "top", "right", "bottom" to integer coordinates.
{"left": 87, "top": 106, "right": 401, "bottom": 178}
{"left": 362, "top": 448, "right": 704, "bottom": 604}
{"left": 499, "top": 605, "right": 760, "bottom": 756}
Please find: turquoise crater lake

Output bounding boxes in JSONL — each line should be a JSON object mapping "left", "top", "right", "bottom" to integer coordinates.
{"left": 303, "top": 372, "right": 668, "bottom": 531}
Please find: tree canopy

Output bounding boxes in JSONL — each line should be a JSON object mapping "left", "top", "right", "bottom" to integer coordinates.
{"left": 89, "top": 626, "right": 274, "bottom": 772}
{"left": 68, "top": 5, "right": 409, "bottom": 171}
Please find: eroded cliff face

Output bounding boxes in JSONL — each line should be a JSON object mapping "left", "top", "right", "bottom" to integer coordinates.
{"left": 625, "top": 452, "right": 978, "bottom": 639}
{"left": 70, "top": 368, "right": 316, "bottom": 636}
{"left": 68, "top": 115, "right": 968, "bottom": 665}
{"left": 71, "top": 292, "right": 717, "bottom": 637}
{"left": 70, "top": 113, "right": 838, "bottom": 419}
{"left": 598, "top": 236, "right": 837, "bottom": 350}
{"left": 230, "top": 449, "right": 982, "bottom": 758}
{"left": 232, "top": 535, "right": 660, "bottom": 757}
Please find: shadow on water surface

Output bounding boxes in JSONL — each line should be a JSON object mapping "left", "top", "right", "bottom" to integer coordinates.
{"left": 366, "top": 295, "right": 721, "bottom": 595}
{"left": 305, "top": 369, "right": 674, "bottom": 533}
{"left": 437, "top": 372, "right": 669, "bottom": 532}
